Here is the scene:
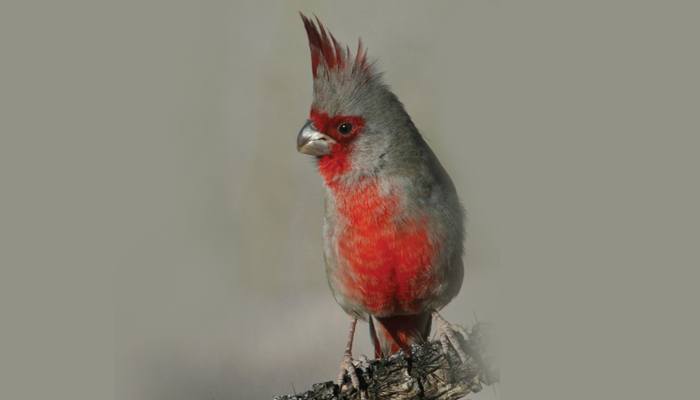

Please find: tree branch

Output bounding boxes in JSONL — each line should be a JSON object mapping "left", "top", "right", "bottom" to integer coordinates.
{"left": 274, "top": 322, "right": 498, "bottom": 400}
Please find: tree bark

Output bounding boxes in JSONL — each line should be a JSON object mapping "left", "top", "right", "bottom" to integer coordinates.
{"left": 274, "top": 323, "right": 498, "bottom": 400}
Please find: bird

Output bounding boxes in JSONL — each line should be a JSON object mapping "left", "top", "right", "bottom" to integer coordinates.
{"left": 296, "top": 14, "right": 468, "bottom": 393}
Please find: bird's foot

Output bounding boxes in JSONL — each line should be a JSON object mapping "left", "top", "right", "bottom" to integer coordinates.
{"left": 433, "top": 311, "right": 469, "bottom": 364}
{"left": 336, "top": 352, "right": 367, "bottom": 399}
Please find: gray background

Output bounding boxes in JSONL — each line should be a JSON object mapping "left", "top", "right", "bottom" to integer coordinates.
{"left": 1, "top": 1, "right": 698, "bottom": 400}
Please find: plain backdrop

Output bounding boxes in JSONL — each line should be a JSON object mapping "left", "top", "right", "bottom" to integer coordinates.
{"left": 1, "top": 1, "right": 698, "bottom": 400}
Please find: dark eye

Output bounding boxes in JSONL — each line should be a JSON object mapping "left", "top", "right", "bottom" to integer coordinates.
{"left": 337, "top": 122, "right": 353, "bottom": 135}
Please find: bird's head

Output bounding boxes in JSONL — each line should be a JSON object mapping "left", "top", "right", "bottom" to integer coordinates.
{"left": 297, "top": 14, "right": 416, "bottom": 185}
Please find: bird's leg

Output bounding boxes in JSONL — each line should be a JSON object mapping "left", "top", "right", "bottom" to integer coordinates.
{"left": 433, "top": 311, "right": 469, "bottom": 364}
{"left": 336, "top": 317, "right": 366, "bottom": 399}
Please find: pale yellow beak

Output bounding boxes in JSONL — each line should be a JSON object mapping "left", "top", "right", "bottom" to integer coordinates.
{"left": 297, "top": 120, "right": 335, "bottom": 156}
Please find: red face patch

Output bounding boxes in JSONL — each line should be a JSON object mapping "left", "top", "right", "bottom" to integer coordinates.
{"left": 309, "top": 109, "right": 364, "bottom": 143}
{"left": 309, "top": 109, "right": 365, "bottom": 183}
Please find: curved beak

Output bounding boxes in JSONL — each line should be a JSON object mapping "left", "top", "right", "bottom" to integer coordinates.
{"left": 297, "top": 120, "right": 334, "bottom": 156}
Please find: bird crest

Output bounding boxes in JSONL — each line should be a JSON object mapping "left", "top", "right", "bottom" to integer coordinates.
{"left": 300, "top": 13, "right": 370, "bottom": 79}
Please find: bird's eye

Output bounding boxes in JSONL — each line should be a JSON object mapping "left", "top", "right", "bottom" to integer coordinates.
{"left": 337, "top": 122, "right": 353, "bottom": 135}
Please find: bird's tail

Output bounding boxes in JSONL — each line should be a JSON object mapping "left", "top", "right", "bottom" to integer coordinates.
{"left": 370, "top": 312, "right": 432, "bottom": 358}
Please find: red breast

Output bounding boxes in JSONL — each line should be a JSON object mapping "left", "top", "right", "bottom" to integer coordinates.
{"left": 330, "top": 179, "right": 439, "bottom": 317}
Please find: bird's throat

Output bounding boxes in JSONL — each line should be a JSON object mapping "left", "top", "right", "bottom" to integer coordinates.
{"left": 317, "top": 144, "right": 352, "bottom": 185}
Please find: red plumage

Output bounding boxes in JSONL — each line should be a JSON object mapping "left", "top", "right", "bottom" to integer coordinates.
{"left": 371, "top": 313, "right": 432, "bottom": 357}
{"left": 310, "top": 109, "right": 364, "bottom": 182}
{"left": 300, "top": 14, "right": 367, "bottom": 77}
{"left": 333, "top": 180, "right": 437, "bottom": 316}
{"left": 297, "top": 14, "right": 465, "bottom": 369}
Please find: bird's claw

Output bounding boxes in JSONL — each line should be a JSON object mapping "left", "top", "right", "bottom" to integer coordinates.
{"left": 336, "top": 352, "right": 367, "bottom": 400}
{"left": 433, "top": 311, "right": 469, "bottom": 364}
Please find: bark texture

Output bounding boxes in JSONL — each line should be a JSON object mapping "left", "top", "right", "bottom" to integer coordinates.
{"left": 274, "top": 323, "right": 498, "bottom": 400}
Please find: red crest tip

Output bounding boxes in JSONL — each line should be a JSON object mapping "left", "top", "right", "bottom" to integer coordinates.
{"left": 300, "top": 13, "right": 369, "bottom": 78}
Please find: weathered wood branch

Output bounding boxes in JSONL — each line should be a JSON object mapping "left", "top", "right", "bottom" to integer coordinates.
{"left": 274, "top": 323, "right": 498, "bottom": 400}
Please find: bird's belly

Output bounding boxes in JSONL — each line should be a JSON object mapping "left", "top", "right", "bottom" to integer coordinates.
{"left": 330, "top": 181, "right": 438, "bottom": 316}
